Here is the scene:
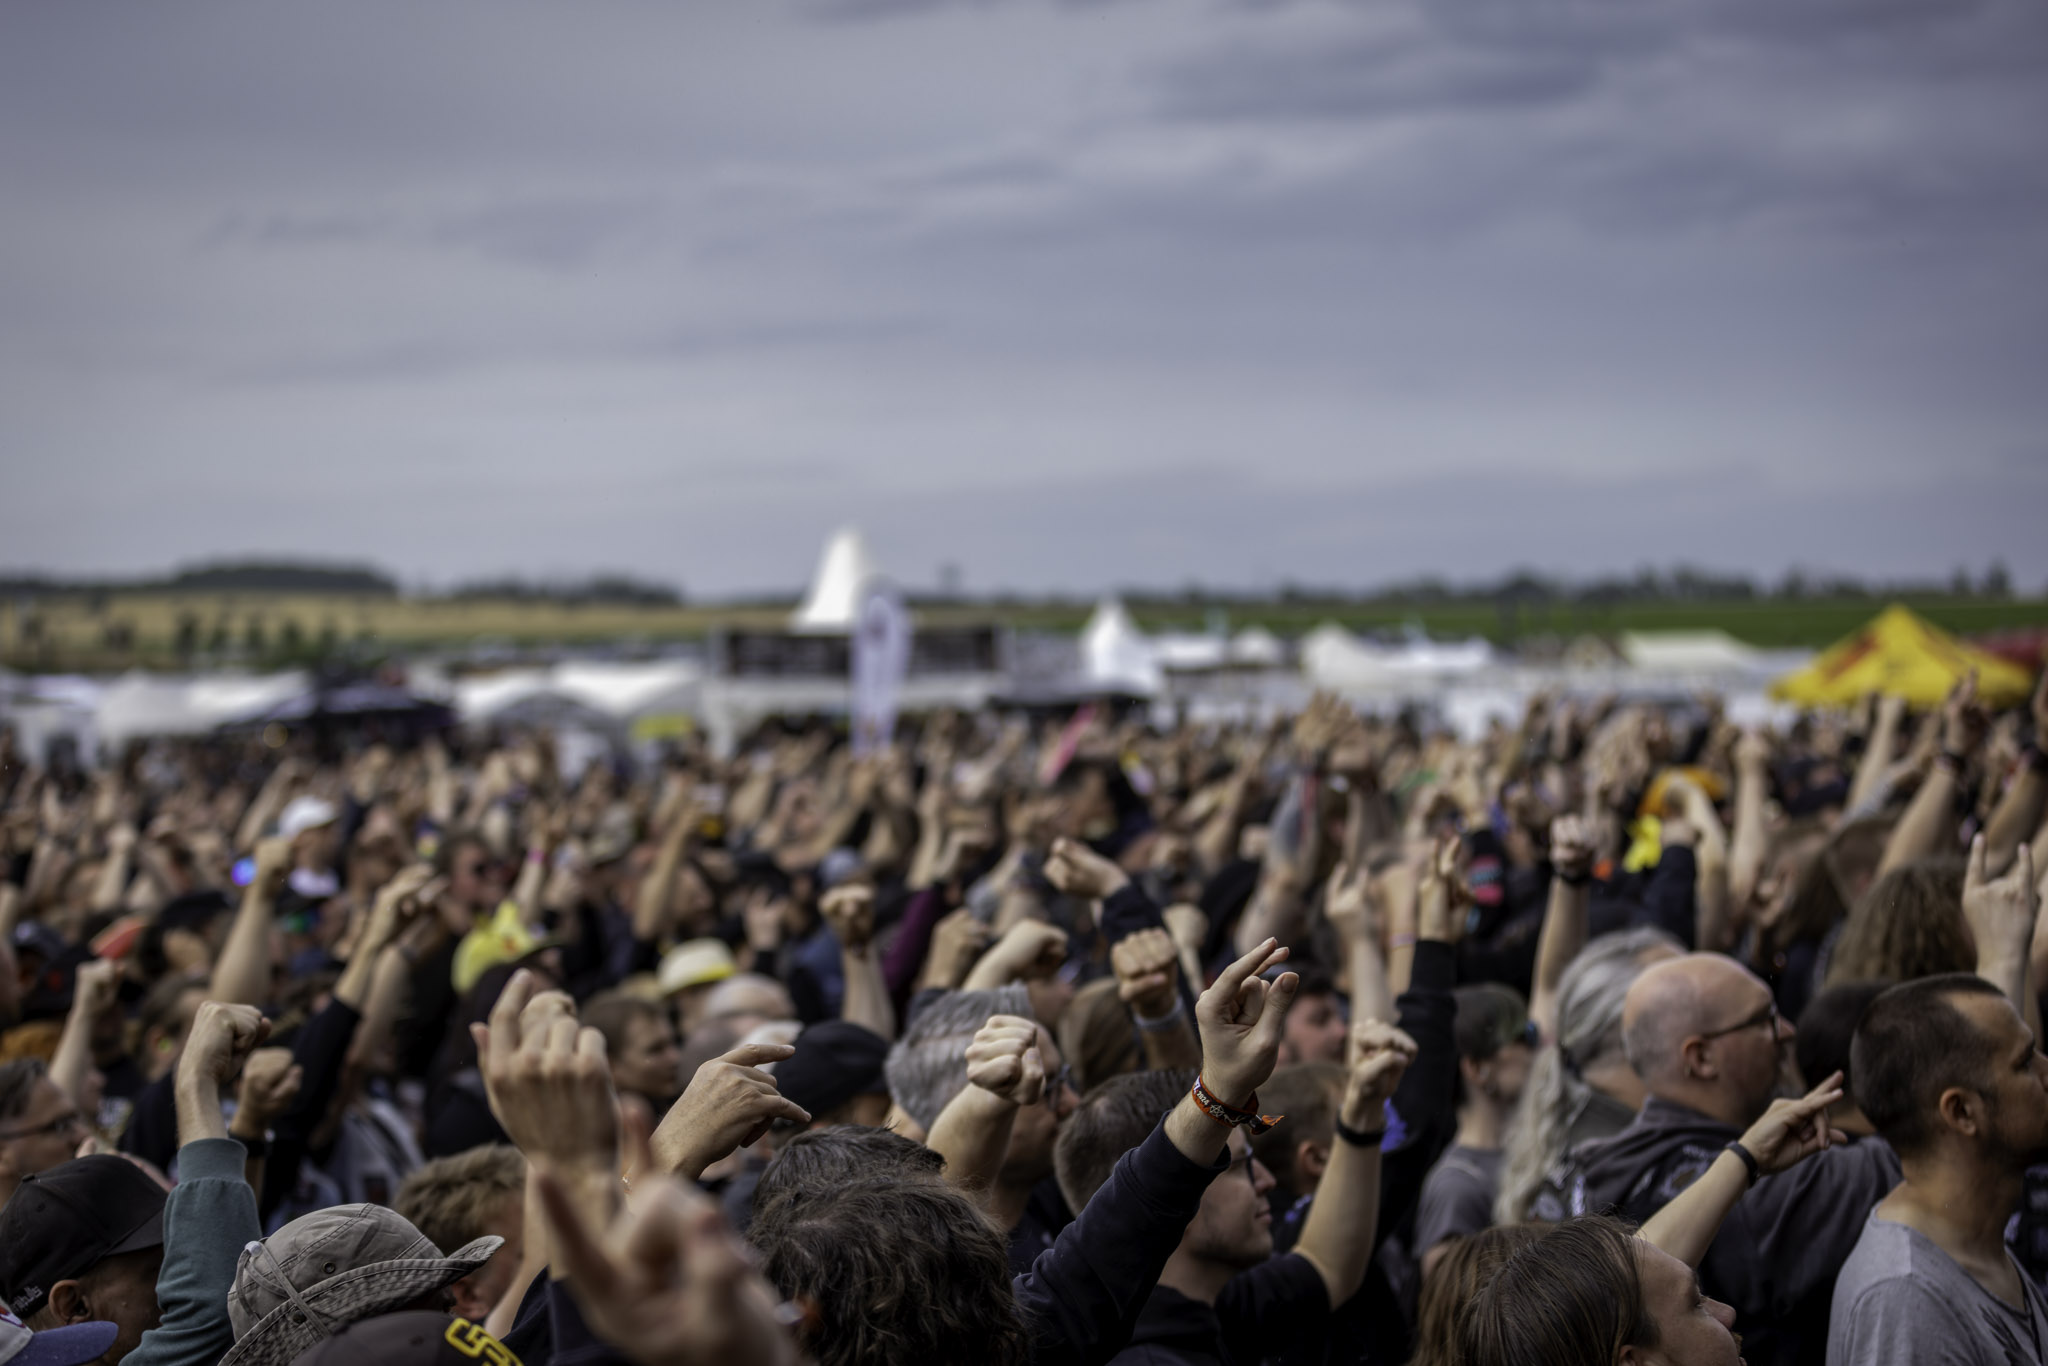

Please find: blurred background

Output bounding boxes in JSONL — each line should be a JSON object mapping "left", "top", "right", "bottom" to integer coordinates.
{"left": 3, "top": 0, "right": 2045, "bottom": 749}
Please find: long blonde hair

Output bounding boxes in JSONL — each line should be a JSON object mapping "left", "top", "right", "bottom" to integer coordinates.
{"left": 1495, "top": 928, "right": 1678, "bottom": 1226}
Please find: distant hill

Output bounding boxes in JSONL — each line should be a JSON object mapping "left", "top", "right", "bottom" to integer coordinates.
{"left": 163, "top": 561, "right": 399, "bottom": 595}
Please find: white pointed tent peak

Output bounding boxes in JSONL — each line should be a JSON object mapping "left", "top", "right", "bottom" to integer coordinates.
{"left": 791, "top": 527, "right": 882, "bottom": 633}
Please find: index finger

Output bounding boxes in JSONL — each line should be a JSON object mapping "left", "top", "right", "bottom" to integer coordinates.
{"left": 487, "top": 969, "right": 539, "bottom": 1068}
{"left": 1967, "top": 833, "right": 1988, "bottom": 893}
{"left": 714, "top": 1042, "right": 797, "bottom": 1069}
{"left": 1793, "top": 1071, "right": 1845, "bottom": 1112}
{"left": 1212, "top": 938, "right": 1288, "bottom": 998}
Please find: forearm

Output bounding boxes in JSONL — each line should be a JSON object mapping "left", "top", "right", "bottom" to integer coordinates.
{"left": 511, "top": 846, "right": 547, "bottom": 916}
{"left": 1136, "top": 1010, "right": 1203, "bottom": 1072}
{"left": 1985, "top": 768, "right": 2047, "bottom": 879}
{"left": 1638, "top": 1150, "right": 1748, "bottom": 1268}
{"left": 839, "top": 945, "right": 896, "bottom": 1040}
{"left": 926, "top": 1086, "right": 1018, "bottom": 1199}
{"left": 1846, "top": 710, "right": 1900, "bottom": 813}
{"left": 1346, "top": 936, "right": 1393, "bottom": 1030}
{"left": 1163, "top": 1093, "right": 1232, "bottom": 1167}
{"left": 90, "top": 843, "right": 131, "bottom": 910}
{"left": 48, "top": 1003, "right": 98, "bottom": 1108}
{"left": 210, "top": 889, "right": 276, "bottom": 1005}
{"left": 541, "top": 1161, "right": 623, "bottom": 1282}
{"left": 1878, "top": 767, "right": 1957, "bottom": 876}
{"left": 1978, "top": 949, "right": 2029, "bottom": 1015}
{"left": 1529, "top": 881, "right": 1589, "bottom": 1041}
{"left": 632, "top": 829, "right": 689, "bottom": 941}
{"left": 175, "top": 1077, "right": 229, "bottom": 1145}
{"left": 1233, "top": 871, "right": 1305, "bottom": 957}
{"left": 1729, "top": 759, "right": 1768, "bottom": 916}
{"left": 1292, "top": 1134, "right": 1382, "bottom": 1308}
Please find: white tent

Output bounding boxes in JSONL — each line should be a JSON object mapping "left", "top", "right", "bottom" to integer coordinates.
{"left": 791, "top": 527, "right": 882, "bottom": 633}
{"left": 1230, "top": 626, "right": 1286, "bottom": 667}
{"left": 454, "top": 660, "right": 702, "bottom": 727}
{"left": 95, "top": 671, "right": 308, "bottom": 748}
{"left": 1299, "top": 624, "right": 1399, "bottom": 690}
{"left": 1079, "top": 599, "right": 1163, "bottom": 695}
{"left": 1620, "top": 631, "right": 1761, "bottom": 674}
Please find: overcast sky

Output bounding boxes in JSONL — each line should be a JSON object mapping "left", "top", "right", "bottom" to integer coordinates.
{"left": 3, "top": 0, "right": 2044, "bottom": 597}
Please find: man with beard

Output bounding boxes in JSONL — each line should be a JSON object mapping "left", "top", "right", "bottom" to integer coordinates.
{"left": 1830, "top": 973, "right": 2048, "bottom": 1364}
{"left": 1550, "top": 952, "right": 1898, "bottom": 1366}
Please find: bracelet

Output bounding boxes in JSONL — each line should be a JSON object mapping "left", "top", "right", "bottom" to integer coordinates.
{"left": 1334, "top": 1117, "right": 1384, "bottom": 1148}
{"left": 1190, "top": 1075, "right": 1282, "bottom": 1135}
{"left": 1723, "top": 1140, "right": 1760, "bottom": 1187}
{"left": 1134, "top": 998, "right": 1186, "bottom": 1032}
{"left": 1557, "top": 868, "right": 1592, "bottom": 888}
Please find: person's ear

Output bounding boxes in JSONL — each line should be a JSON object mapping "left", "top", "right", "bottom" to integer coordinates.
{"left": 45, "top": 1280, "right": 91, "bottom": 1326}
{"left": 1682, "top": 1036, "right": 1719, "bottom": 1082}
{"left": 445, "top": 1272, "right": 492, "bottom": 1323}
{"left": 1937, "top": 1086, "right": 1984, "bottom": 1140}
{"left": 1458, "top": 1056, "right": 1486, "bottom": 1089}
{"left": 1297, "top": 1140, "right": 1329, "bottom": 1183}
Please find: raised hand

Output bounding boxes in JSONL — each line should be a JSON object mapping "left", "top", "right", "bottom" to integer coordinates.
{"left": 1195, "top": 938, "right": 1298, "bottom": 1110}
{"left": 1340, "top": 1020, "right": 1417, "bottom": 1130}
{"left": 1740, "top": 1072, "right": 1848, "bottom": 1174}
{"left": 1943, "top": 669, "right": 1986, "bottom": 757}
{"left": 180, "top": 1000, "right": 270, "bottom": 1088}
{"left": 920, "top": 909, "right": 993, "bottom": 991}
{"left": 472, "top": 969, "right": 619, "bottom": 1174}
{"left": 1111, "top": 927, "right": 1180, "bottom": 1019}
{"left": 965, "top": 918, "right": 1069, "bottom": 989}
{"left": 1964, "top": 835, "right": 2038, "bottom": 966}
{"left": 1417, "top": 834, "right": 1470, "bottom": 943}
{"left": 1323, "top": 863, "right": 1382, "bottom": 947}
{"left": 650, "top": 1043, "right": 811, "bottom": 1182}
{"left": 251, "top": 835, "right": 292, "bottom": 899}
{"left": 964, "top": 1015, "right": 1046, "bottom": 1108}
{"left": 1549, "top": 814, "right": 1595, "bottom": 881}
{"left": 70, "top": 958, "right": 122, "bottom": 1020}
{"left": 537, "top": 1168, "right": 796, "bottom": 1366}
{"left": 820, "top": 885, "right": 876, "bottom": 953}
{"left": 233, "top": 1047, "right": 304, "bottom": 1135}
{"left": 1044, "top": 837, "right": 1129, "bottom": 902}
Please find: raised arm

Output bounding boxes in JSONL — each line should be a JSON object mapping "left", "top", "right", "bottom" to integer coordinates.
{"left": 1984, "top": 674, "right": 2048, "bottom": 879}
{"left": 1846, "top": 694, "right": 1906, "bottom": 815}
{"left": 821, "top": 885, "right": 896, "bottom": 1041}
{"left": 49, "top": 958, "right": 119, "bottom": 1110}
{"left": 1878, "top": 674, "right": 1981, "bottom": 877}
{"left": 1727, "top": 730, "right": 1771, "bottom": 919}
{"left": 209, "top": 835, "right": 290, "bottom": 1006}
{"left": 1112, "top": 928, "right": 1201, "bottom": 1072}
{"left": 1325, "top": 862, "right": 1392, "bottom": 1033}
{"left": 1963, "top": 836, "right": 2038, "bottom": 1023}
{"left": 645, "top": 1042, "right": 810, "bottom": 1183}
{"left": 1639, "top": 1074, "right": 1845, "bottom": 1268}
{"left": 1529, "top": 816, "right": 1594, "bottom": 1042}
{"left": 1290, "top": 1021, "right": 1415, "bottom": 1308}
{"left": 926, "top": 1014, "right": 1042, "bottom": 1200}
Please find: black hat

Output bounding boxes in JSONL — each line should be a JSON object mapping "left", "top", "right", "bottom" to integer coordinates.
{"left": 0, "top": 1157, "right": 168, "bottom": 1318}
{"left": 289, "top": 1313, "right": 521, "bottom": 1366}
{"left": 774, "top": 1020, "right": 890, "bottom": 1121}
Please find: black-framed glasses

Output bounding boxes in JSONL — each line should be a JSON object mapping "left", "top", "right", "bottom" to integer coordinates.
{"left": 1698, "top": 999, "right": 1780, "bottom": 1044}
{"left": 1224, "top": 1149, "right": 1260, "bottom": 1189}
{"left": 0, "top": 1110, "right": 86, "bottom": 1142}
{"left": 1037, "top": 1064, "right": 1076, "bottom": 1104}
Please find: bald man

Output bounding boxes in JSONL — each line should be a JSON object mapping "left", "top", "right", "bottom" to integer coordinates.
{"left": 1546, "top": 952, "right": 1899, "bottom": 1366}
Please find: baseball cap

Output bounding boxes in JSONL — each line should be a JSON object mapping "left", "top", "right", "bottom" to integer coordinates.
{"left": 0, "top": 1308, "right": 118, "bottom": 1366}
{"left": 656, "top": 939, "right": 736, "bottom": 997}
{"left": 289, "top": 1313, "right": 520, "bottom": 1366}
{"left": 278, "top": 796, "right": 339, "bottom": 840}
{"left": 0, "top": 1157, "right": 168, "bottom": 1318}
{"left": 774, "top": 1020, "right": 890, "bottom": 1120}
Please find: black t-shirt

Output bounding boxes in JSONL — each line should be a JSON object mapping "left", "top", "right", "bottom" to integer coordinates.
{"left": 1111, "top": 1253, "right": 1331, "bottom": 1366}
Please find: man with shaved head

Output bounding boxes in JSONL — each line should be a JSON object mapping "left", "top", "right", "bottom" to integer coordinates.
{"left": 1548, "top": 952, "right": 1900, "bottom": 1366}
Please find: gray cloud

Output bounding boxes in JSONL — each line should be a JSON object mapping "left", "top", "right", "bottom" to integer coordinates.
{"left": 1, "top": 0, "right": 2043, "bottom": 595}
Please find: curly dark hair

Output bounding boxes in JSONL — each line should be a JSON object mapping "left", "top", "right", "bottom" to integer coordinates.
{"left": 1825, "top": 859, "right": 1972, "bottom": 989}
{"left": 749, "top": 1177, "right": 1029, "bottom": 1366}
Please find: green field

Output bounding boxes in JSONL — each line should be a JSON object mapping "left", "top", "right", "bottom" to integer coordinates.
{"left": 1, "top": 589, "right": 2043, "bottom": 672}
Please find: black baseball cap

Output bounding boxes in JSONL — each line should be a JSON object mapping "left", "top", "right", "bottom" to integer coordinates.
{"left": 290, "top": 1313, "right": 521, "bottom": 1366}
{"left": 0, "top": 1157, "right": 167, "bottom": 1318}
{"left": 774, "top": 1020, "right": 890, "bottom": 1120}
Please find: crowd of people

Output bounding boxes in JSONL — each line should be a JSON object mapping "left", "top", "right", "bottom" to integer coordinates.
{"left": 0, "top": 667, "right": 2044, "bottom": 1366}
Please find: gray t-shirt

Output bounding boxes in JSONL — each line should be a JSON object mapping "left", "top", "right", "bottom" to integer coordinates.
{"left": 1415, "top": 1144, "right": 1503, "bottom": 1255}
{"left": 1829, "top": 1213, "right": 2048, "bottom": 1366}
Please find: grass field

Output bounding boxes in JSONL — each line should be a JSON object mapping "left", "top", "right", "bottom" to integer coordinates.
{"left": 3, "top": 590, "right": 2044, "bottom": 672}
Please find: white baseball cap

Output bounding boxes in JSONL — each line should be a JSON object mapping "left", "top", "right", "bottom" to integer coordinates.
{"left": 277, "top": 796, "right": 339, "bottom": 840}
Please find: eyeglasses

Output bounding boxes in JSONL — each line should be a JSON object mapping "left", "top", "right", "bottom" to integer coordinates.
{"left": 1697, "top": 999, "right": 1780, "bottom": 1044}
{"left": 0, "top": 1110, "right": 87, "bottom": 1142}
{"left": 1224, "top": 1149, "right": 1260, "bottom": 1189}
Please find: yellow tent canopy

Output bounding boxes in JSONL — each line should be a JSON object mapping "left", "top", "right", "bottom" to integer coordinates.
{"left": 1770, "top": 604, "right": 2035, "bottom": 709}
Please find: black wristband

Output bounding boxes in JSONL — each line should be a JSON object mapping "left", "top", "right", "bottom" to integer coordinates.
{"left": 1557, "top": 868, "right": 1593, "bottom": 888}
{"left": 1723, "top": 1140, "right": 1759, "bottom": 1187}
{"left": 236, "top": 1132, "right": 271, "bottom": 1160}
{"left": 1335, "top": 1117, "right": 1385, "bottom": 1148}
